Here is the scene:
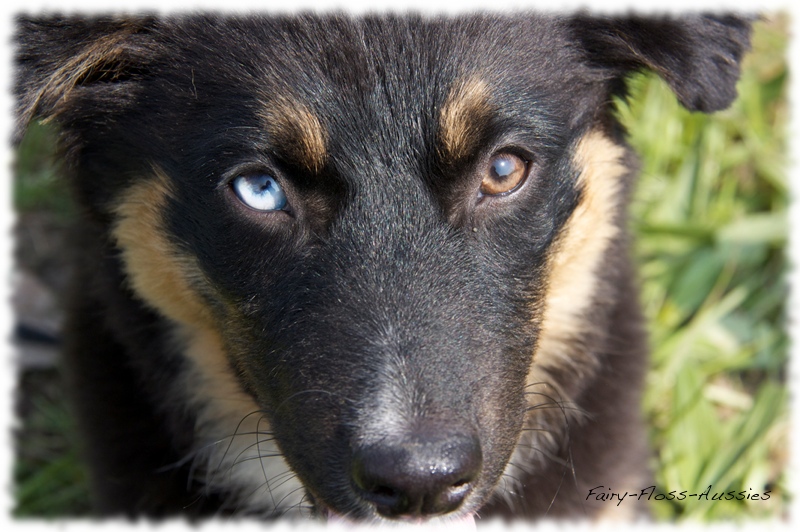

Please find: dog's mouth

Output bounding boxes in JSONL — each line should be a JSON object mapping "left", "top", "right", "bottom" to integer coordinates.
{"left": 311, "top": 493, "right": 478, "bottom": 529}
{"left": 321, "top": 505, "right": 478, "bottom": 529}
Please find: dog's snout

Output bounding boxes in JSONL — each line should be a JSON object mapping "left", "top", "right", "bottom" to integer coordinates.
{"left": 351, "top": 433, "right": 482, "bottom": 519}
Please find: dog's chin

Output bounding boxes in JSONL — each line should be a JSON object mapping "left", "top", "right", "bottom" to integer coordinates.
{"left": 319, "top": 504, "right": 478, "bottom": 529}
{"left": 326, "top": 512, "right": 478, "bottom": 530}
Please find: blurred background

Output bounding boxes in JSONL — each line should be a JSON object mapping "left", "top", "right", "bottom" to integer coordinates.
{"left": 10, "top": 14, "right": 789, "bottom": 521}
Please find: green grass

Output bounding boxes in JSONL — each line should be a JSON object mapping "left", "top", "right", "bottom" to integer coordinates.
{"left": 13, "top": 122, "right": 74, "bottom": 219}
{"left": 14, "top": 373, "right": 92, "bottom": 518}
{"left": 620, "top": 15, "right": 789, "bottom": 521}
{"left": 12, "top": 15, "right": 789, "bottom": 521}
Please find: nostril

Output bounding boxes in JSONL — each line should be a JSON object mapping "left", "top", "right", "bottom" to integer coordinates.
{"left": 365, "top": 483, "right": 405, "bottom": 510}
{"left": 439, "top": 478, "right": 474, "bottom": 509}
{"left": 352, "top": 464, "right": 410, "bottom": 515}
{"left": 450, "top": 478, "right": 472, "bottom": 495}
{"left": 372, "top": 485, "right": 398, "bottom": 498}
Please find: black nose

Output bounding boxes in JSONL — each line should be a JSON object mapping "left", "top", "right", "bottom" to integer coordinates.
{"left": 351, "top": 432, "right": 482, "bottom": 519}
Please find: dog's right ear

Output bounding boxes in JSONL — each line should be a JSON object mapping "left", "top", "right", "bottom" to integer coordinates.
{"left": 568, "top": 13, "right": 753, "bottom": 113}
{"left": 14, "top": 16, "right": 159, "bottom": 144}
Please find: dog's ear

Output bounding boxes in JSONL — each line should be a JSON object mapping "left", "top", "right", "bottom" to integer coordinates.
{"left": 569, "top": 14, "right": 753, "bottom": 113}
{"left": 14, "top": 16, "right": 159, "bottom": 143}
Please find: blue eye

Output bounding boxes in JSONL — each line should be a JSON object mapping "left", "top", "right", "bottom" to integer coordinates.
{"left": 232, "top": 174, "right": 288, "bottom": 211}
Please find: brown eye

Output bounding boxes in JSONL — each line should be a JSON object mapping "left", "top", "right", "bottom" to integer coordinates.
{"left": 479, "top": 153, "right": 529, "bottom": 196}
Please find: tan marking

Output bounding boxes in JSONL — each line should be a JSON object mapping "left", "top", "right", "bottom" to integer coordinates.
{"left": 112, "top": 171, "right": 303, "bottom": 512}
{"left": 111, "top": 171, "right": 213, "bottom": 329}
{"left": 177, "top": 326, "right": 304, "bottom": 513}
{"left": 438, "top": 77, "right": 494, "bottom": 162}
{"left": 260, "top": 95, "right": 327, "bottom": 173}
{"left": 179, "top": 327, "right": 258, "bottom": 429}
{"left": 513, "top": 130, "right": 628, "bottom": 467}
{"left": 111, "top": 172, "right": 247, "bottom": 426}
{"left": 534, "top": 130, "right": 627, "bottom": 374}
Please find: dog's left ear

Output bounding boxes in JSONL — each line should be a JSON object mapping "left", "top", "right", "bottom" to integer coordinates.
{"left": 13, "top": 16, "right": 160, "bottom": 144}
{"left": 569, "top": 14, "right": 753, "bottom": 113}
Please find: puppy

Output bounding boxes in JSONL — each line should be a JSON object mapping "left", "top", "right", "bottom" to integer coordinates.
{"left": 14, "top": 13, "right": 751, "bottom": 524}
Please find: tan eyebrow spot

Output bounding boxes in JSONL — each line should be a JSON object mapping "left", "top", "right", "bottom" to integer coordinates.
{"left": 259, "top": 94, "right": 328, "bottom": 174}
{"left": 438, "top": 77, "right": 494, "bottom": 163}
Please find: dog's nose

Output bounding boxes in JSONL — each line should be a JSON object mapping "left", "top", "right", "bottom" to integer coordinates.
{"left": 351, "top": 433, "right": 482, "bottom": 519}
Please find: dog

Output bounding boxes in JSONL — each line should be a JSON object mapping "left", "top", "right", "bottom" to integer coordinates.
{"left": 14, "top": 12, "right": 751, "bottom": 524}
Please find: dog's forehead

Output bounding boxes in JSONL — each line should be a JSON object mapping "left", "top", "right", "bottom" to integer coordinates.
{"left": 233, "top": 15, "right": 575, "bottom": 92}
{"left": 173, "top": 15, "right": 588, "bottom": 175}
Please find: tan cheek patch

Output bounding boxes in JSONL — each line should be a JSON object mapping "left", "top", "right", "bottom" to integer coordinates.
{"left": 259, "top": 94, "right": 328, "bottom": 174}
{"left": 178, "top": 326, "right": 261, "bottom": 424}
{"left": 438, "top": 77, "right": 494, "bottom": 163}
{"left": 533, "top": 130, "right": 627, "bottom": 376}
{"left": 173, "top": 313, "right": 305, "bottom": 511}
{"left": 112, "top": 173, "right": 298, "bottom": 507}
{"left": 512, "top": 130, "right": 628, "bottom": 471}
{"left": 179, "top": 326, "right": 262, "bottom": 442}
{"left": 111, "top": 171, "right": 213, "bottom": 330}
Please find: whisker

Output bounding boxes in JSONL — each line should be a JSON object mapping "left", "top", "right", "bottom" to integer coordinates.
{"left": 275, "top": 389, "right": 338, "bottom": 413}
{"left": 213, "top": 410, "right": 271, "bottom": 474}
{"left": 229, "top": 452, "right": 284, "bottom": 470}
{"left": 257, "top": 414, "right": 278, "bottom": 509}
{"left": 274, "top": 482, "right": 308, "bottom": 513}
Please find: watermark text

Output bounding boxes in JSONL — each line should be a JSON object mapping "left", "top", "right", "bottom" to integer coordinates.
{"left": 586, "top": 485, "right": 771, "bottom": 506}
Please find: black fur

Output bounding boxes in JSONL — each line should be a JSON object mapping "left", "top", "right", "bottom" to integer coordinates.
{"left": 15, "top": 13, "right": 751, "bottom": 522}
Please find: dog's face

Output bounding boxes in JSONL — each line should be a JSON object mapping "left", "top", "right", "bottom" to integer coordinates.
{"left": 16, "top": 13, "right": 750, "bottom": 523}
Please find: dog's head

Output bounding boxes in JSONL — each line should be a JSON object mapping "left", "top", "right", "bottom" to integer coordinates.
{"left": 16, "top": 13, "right": 750, "bottom": 523}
